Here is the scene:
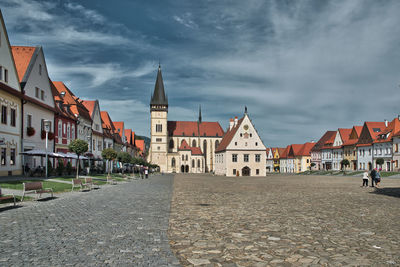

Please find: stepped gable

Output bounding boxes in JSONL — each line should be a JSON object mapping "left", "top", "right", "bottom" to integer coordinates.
{"left": 168, "top": 121, "right": 224, "bottom": 137}
{"left": 311, "top": 131, "right": 336, "bottom": 151}
{"left": 215, "top": 117, "right": 244, "bottom": 152}
{"left": 11, "top": 46, "right": 37, "bottom": 82}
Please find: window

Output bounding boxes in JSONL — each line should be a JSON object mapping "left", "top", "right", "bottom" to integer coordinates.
{"left": 169, "top": 139, "right": 174, "bottom": 149}
{"left": 10, "top": 108, "right": 16, "bottom": 127}
{"left": 27, "top": 114, "right": 32, "bottom": 127}
{"left": 156, "top": 138, "right": 162, "bottom": 142}
{"left": 396, "top": 144, "right": 399, "bottom": 153}
{"left": 172, "top": 158, "right": 176, "bottom": 167}
{"left": 157, "top": 146, "right": 160, "bottom": 150}
{"left": 58, "top": 121, "right": 62, "bottom": 137}
{"left": 197, "top": 159, "right": 200, "bottom": 167}
{"left": 182, "top": 155, "right": 185, "bottom": 161}
{"left": 93, "top": 139, "right": 96, "bottom": 151}
{"left": 255, "top": 154, "right": 261, "bottom": 162}
{"left": 41, "top": 90, "right": 44, "bottom": 100}
{"left": 192, "top": 159, "right": 195, "bottom": 168}
{"left": 255, "top": 142, "right": 258, "bottom": 146}
{"left": 185, "top": 155, "right": 188, "bottom": 161}
{"left": 244, "top": 154, "right": 249, "bottom": 162}
{"left": 192, "top": 140, "right": 196, "bottom": 147}
{"left": 95, "top": 124, "right": 99, "bottom": 131}
{"left": 232, "top": 154, "right": 237, "bottom": 162}
{"left": 67, "top": 124, "right": 70, "bottom": 139}
{"left": 35, "top": 87, "right": 39, "bottom": 98}
{"left": 156, "top": 124, "right": 162, "bottom": 132}
{"left": 10, "top": 149, "right": 15, "bottom": 165}
{"left": 98, "top": 140, "right": 102, "bottom": 151}
{"left": 250, "top": 133, "right": 252, "bottom": 137}
{"left": 235, "top": 142, "right": 237, "bottom": 146}
{"left": 4, "top": 69, "right": 8, "bottom": 83}
{"left": 1, "top": 105, "right": 7, "bottom": 124}
{"left": 63, "top": 123, "right": 66, "bottom": 134}
{"left": 215, "top": 140, "right": 219, "bottom": 149}
{"left": 233, "top": 169, "right": 236, "bottom": 176}
{"left": 1, "top": 148, "right": 6, "bottom": 165}
{"left": 256, "top": 169, "right": 259, "bottom": 175}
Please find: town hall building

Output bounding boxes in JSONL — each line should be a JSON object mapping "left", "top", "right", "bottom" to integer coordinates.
{"left": 148, "top": 65, "right": 224, "bottom": 173}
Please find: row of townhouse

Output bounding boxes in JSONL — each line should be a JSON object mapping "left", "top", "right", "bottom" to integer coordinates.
{"left": 266, "top": 142, "right": 315, "bottom": 173}
{"left": 311, "top": 116, "right": 400, "bottom": 172}
{"left": 0, "top": 11, "right": 145, "bottom": 176}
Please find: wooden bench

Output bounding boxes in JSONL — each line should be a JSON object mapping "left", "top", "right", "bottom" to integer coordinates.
{"left": 0, "top": 187, "right": 16, "bottom": 206}
{"left": 85, "top": 177, "right": 100, "bottom": 190}
{"left": 22, "top": 182, "right": 53, "bottom": 201}
{"left": 71, "top": 179, "right": 90, "bottom": 192}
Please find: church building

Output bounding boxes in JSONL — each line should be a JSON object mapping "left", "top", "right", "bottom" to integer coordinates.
{"left": 148, "top": 66, "right": 224, "bottom": 173}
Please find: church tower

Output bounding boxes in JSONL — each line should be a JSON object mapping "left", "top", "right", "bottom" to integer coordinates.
{"left": 149, "top": 65, "right": 168, "bottom": 172}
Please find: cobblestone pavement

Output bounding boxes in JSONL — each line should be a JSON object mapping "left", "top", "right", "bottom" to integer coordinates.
{"left": 0, "top": 174, "right": 180, "bottom": 267}
{"left": 169, "top": 174, "right": 400, "bottom": 266}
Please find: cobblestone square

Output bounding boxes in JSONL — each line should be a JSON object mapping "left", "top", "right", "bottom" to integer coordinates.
{"left": 169, "top": 174, "right": 400, "bottom": 266}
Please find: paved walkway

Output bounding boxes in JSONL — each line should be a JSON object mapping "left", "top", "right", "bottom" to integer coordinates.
{"left": 169, "top": 174, "right": 400, "bottom": 266}
{"left": 0, "top": 174, "right": 180, "bottom": 266}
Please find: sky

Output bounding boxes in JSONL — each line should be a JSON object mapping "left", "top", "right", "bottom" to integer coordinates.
{"left": 2, "top": 0, "right": 400, "bottom": 147}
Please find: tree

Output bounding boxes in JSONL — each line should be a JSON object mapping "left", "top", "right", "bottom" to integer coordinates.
{"left": 68, "top": 139, "right": 88, "bottom": 178}
{"left": 310, "top": 162, "right": 316, "bottom": 170}
{"left": 341, "top": 159, "right": 350, "bottom": 173}
{"left": 102, "top": 148, "right": 117, "bottom": 178}
{"left": 376, "top": 158, "right": 384, "bottom": 168}
{"left": 117, "top": 152, "right": 132, "bottom": 164}
{"left": 56, "top": 159, "right": 65, "bottom": 176}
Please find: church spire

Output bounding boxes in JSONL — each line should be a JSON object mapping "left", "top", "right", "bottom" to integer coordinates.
{"left": 198, "top": 105, "right": 202, "bottom": 124}
{"left": 150, "top": 65, "right": 168, "bottom": 107}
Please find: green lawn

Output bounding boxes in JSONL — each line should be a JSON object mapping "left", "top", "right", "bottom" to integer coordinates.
{"left": 0, "top": 180, "right": 76, "bottom": 193}
{"left": 380, "top": 171, "right": 400, "bottom": 177}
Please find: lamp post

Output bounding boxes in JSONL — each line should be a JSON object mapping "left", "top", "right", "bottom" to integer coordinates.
{"left": 87, "top": 133, "right": 91, "bottom": 175}
{"left": 44, "top": 120, "right": 51, "bottom": 178}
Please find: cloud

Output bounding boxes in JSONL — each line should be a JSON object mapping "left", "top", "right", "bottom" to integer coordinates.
{"left": 173, "top": 13, "right": 198, "bottom": 29}
{"left": 64, "top": 2, "right": 105, "bottom": 24}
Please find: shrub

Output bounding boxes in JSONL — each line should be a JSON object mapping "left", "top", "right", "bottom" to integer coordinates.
{"left": 66, "top": 161, "right": 73, "bottom": 175}
{"left": 56, "top": 159, "right": 65, "bottom": 176}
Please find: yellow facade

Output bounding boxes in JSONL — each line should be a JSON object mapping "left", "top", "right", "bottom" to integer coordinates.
{"left": 273, "top": 149, "right": 280, "bottom": 172}
{"left": 343, "top": 145, "right": 357, "bottom": 171}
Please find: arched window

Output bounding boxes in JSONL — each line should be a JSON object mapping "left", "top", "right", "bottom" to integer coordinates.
{"left": 192, "top": 159, "right": 195, "bottom": 168}
{"left": 197, "top": 159, "right": 200, "bottom": 167}
{"left": 185, "top": 155, "right": 188, "bottom": 161}
{"left": 192, "top": 140, "right": 196, "bottom": 147}
{"left": 169, "top": 139, "right": 174, "bottom": 149}
{"left": 67, "top": 124, "right": 70, "bottom": 139}
{"left": 215, "top": 140, "right": 219, "bottom": 149}
{"left": 182, "top": 155, "right": 185, "bottom": 161}
{"left": 181, "top": 140, "right": 186, "bottom": 146}
{"left": 58, "top": 121, "right": 62, "bottom": 137}
{"left": 172, "top": 158, "right": 176, "bottom": 167}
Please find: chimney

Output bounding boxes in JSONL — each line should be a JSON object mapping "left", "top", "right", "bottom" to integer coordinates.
{"left": 234, "top": 116, "right": 238, "bottom": 127}
{"left": 385, "top": 119, "right": 388, "bottom": 127}
{"left": 229, "top": 118, "right": 234, "bottom": 130}
{"left": 60, "top": 91, "right": 66, "bottom": 98}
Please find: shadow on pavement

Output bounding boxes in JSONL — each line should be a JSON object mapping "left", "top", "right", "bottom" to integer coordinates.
{"left": 370, "top": 187, "right": 400, "bottom": 198}
{"left": 0, "top": 205, "right": 23, "bottom": 212}
{"left": 37, "top": 196, "right": 58, "bottom": 202}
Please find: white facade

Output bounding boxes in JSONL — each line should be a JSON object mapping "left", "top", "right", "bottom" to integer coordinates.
{"left": 393, "top": 136, "right": 400, "bottom": 171}
{"left": 321, "top": 149, "right": 332, "bottom": 170}
{"left": 372, "top": 142, "right": 393, "bottom": 171}
{"left": 215, "top": 113, "right": 266, "bottom": 177}
{"left": 0, "top": 11, "right": 23, "bottom": 176}
{"left": 356, "top": 146, "right": 372, "bottom": 170}
{"left": 266, "top": 149, "right": 273, "bottom": 173}
{"left": 311, "top": 151, "right": 322, "bottom": 170}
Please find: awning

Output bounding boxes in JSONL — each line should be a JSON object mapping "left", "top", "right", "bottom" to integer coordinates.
{"left": 21, "top": 150, "right": 88, "bottom": 159}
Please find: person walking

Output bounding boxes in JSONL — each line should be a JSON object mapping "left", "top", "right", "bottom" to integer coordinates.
{"left": 375, "top": 168, "right": 382, "bottom": 188}
{"left": 362, "top": 171, "right": 369, "bottom": 187}
{"left": 370, "top": 168, "right": 376, "bottom": 187}
{"left": 145, "top": 168, "right": 149, "bottom": 179}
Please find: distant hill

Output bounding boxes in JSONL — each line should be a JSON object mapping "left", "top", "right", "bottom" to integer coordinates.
{"left": 135, "top": 135, "right": 150, "bottom": 150}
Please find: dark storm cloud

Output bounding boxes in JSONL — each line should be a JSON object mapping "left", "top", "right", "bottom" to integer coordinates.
{"left": 2, "top": 0, "right": 400, "bottom": 146}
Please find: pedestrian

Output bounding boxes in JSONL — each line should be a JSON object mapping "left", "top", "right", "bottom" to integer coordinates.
{"left": 375, "top": 168, "right": 382, "bottom": 188}
{"left": 362, "top": 170, "right": 369, "bottom": 187}
{"left": 370, "top": 168, "right": 376, "bottom": 187}
{"left": 145, "top": 168, "right": 148, "bottom": 179}
{"left": 140, "top": 168, "right": 144, "bottom": 179}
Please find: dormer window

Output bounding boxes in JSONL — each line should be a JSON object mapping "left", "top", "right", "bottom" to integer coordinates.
{"left": 39, "top": 64, "right": 42, "bottom": 75}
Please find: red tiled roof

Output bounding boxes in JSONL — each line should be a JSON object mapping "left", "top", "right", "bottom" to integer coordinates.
{"left": 113, "top": 122, "right": 124, "bottom": 139}
{"left": 168, "top": 121, "right": 224, "bottom": 137}
{"left": 11, "top": 46, "right": 36, "bottom": 82}
{"left": 290, "top": 144, "right": 304, "bottom": 157}
{"left": 338, "top": 128, "right": 352, "bottom": 144}
{"left": 354, "top": 126, "right": 363, "bottom": 137}
{"left": 280, "top": 145, "right": 290, "bottom": 158}
{"left": 81, "top": 100, "right": 96, "bottom": 117}
{"left": 375, "top": 118, "right": 400, "bottom": 142}
{"left": 277, "top": 147, "right": 286, "bottom": 157}
{"left": 131, "top": 131, "right": 135, "bottom": 144}
{"left": 311, "top": 131, "right": 336, "bottom": 151}
{"left": 50, "top": 80, "right": 76, "bottom": 121}
{"left": 100, "top": 111, "right": 115, "bottom": 133}
{"left": 178, "top": 140, "right": 203, "bottom": 155}
{"left": 52, "top": 81, "right": 92, "bottom": 121}
{"left": 298, "top": 142, "right": 315, "bottom": 156}
{"left": 215, "top": 117, "right": 244, "bottom": 152}
{"left": 135, "top": 139, "right": 145, "bottom": 153}
{"left": 124, "top": 129, "right": 132, "bottom": 144}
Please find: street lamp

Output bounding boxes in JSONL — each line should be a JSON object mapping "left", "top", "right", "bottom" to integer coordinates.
{"left": 44, "top": 120, "right": 51, "bottom": 178}
{"left": 87, "top": 133, "right": 91, "bottom": 175}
